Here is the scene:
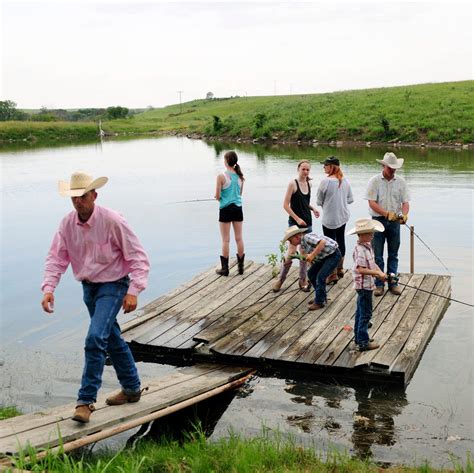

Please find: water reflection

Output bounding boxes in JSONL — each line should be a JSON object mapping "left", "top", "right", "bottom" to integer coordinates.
{"left": 205, "top": 138, "right": 474, "bottom": 172}
{"left": 351, "top": 385, "right": 407, "bottom": 459}
{"left": 284, "top": 379, "right": 407, "bottom": 460}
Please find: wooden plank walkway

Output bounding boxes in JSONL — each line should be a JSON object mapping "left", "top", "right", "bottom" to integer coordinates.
{"left": 122, "top": 260, "right": 451, "bottom": 387}
{"left": 0, "top": 364, "right": 252, "bottom": 458}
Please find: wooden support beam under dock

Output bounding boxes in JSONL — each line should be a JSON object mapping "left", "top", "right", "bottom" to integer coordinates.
{"left": 0, "top": 364, "right": 253, "bottom": 460}
{"left": 122, "top": 260, "right": 451, "bottom": 387}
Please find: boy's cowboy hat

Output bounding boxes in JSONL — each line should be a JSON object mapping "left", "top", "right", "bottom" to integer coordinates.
{"left": 347, "top": 218, "right": 385, "bottom": 235}
{"left": 376, "top": 152, "right": 404, "bottom": 169}
{"left": 58, "top": 171, "right": 108, "bottom": 197}
{"left": 282, "top": 225, "right": 307, "bottom": 243}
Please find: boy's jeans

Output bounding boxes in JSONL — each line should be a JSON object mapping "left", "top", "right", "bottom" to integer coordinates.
{"left": 307, "top": 249, "right": 342, "bottom": 305}
{"left": 372, "top": 217, "right": 400, "bottom": 288}
{"left": 355, "top": 289, "right": 373, "bottom": 347}
{"left": 77, "top": 276, "right": 140, "bottom": 405}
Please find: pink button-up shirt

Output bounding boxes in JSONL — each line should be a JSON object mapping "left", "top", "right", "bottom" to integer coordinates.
{"left": 42, "top": 205, "right": 150, "bottom": 296}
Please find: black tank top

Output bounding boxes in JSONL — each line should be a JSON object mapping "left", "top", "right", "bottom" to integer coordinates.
{"left": 288, "top": 179, "right": 312, "bottom": 228}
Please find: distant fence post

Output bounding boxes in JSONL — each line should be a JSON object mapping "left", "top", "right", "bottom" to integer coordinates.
{"left": 410, "top": 225, "right": 415, "bottom": 273}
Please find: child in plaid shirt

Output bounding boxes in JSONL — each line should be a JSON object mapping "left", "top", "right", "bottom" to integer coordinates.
{"left": 348, "top": 218, "right": 387, "bottom": 351}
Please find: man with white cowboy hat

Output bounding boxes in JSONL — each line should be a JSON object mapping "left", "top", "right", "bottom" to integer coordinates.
{"left": 279, "top": 225, "right": 341, "bottom": 310}
{"left": 365, "top": 152, "right": 410, "bottom": 296}
{"left": 41, "top": 171, "right": 150, "bottom": 423}
{"left": 347, "top": 218, "right": 387, "bottom": 351}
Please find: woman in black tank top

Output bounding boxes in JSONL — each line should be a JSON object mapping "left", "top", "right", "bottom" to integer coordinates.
{"left": 272, "top": 160, "right": 320, "bottom": 293}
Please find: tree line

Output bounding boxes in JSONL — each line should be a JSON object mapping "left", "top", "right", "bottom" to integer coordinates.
{"left": 0, "top": 100, "right": 136, "bottom": 122}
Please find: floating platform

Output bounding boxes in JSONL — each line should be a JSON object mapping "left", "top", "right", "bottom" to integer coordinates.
{"left": 0, "top": 364, "right": 252, "bottom": 459}
{"left": 123, "top": 260, "right": 451, "bottom": 387}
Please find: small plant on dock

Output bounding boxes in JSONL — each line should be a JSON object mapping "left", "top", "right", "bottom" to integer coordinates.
{"left": 266, "top": 241, "right": 287, "bottom": 277}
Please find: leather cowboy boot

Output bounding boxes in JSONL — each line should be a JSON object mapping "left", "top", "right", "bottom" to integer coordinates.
{"left": 326, "top": 270, "right": 339, "bottom": 285}
{"left": 216, "top": 256, "right": 229, "bottom": 276}
{"left": 298, "top": 260, "right": 310, "bottom": 292}
{"left": 237, "top": 253, "right": 245, "bottom": 275}
{"left": 272, "top": 261, "right": 292, "bottom": 292}
{"left": 337, "top": 257, "right": 345, "bottom": 279}
{"left": 72, "top": 404, "right": 95, "bottom": 423}
{"left": 106, "top": 387, "right": 148, "bottom": 406}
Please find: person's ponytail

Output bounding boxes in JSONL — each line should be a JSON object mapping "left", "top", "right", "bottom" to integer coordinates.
{"left": 224, "top": 151, "right": 245, "bottom": 181}
{"left": 234, "top": 163, "right": 244, "bottom": 181}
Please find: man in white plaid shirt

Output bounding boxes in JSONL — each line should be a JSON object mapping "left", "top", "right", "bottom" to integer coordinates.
{"left": 281, "top": 226, "right": 341, "bottom": 310}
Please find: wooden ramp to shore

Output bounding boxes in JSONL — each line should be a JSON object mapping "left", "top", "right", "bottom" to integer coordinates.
{"left": 122, "top": 260, "right": 451, "bottom": 387}
{"left": 0, "top": 364, "right": 252, "bottom": 460}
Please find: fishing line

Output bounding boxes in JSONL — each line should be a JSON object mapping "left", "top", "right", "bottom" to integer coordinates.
{"left": 403, "top": 223, "right": 451, "bottom": 275}
{"left": 388, "top": 276, "right": 473, "bottom": 308}
{"left": 165, "top": 198, "right": 215, "bottom": 205}
{"left": 397, "top": 281, "right": 473, "bottom": 307}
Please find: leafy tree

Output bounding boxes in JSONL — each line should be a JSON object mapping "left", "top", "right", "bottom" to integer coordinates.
{"left": 206, "top": 92, "right": 214, "bottom": 100}
{"left": 0, "top": 100, "right": 19, "bottom": 121}
{"left": 106, "top": 106, "right": 129, "bottom": 120}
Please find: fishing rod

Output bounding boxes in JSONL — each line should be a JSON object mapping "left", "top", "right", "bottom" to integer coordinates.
{"left": 387, "top": 274, "right": 473, "bottom": 307}
{"left": 165, "top": 198, "right": 215, "bottom": 205}
{"left": 402, "top": 221, "right": 451, "bottom": 275}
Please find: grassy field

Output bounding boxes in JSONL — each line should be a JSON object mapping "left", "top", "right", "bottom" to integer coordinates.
{"left": 0, "top": 121, "right": 98, "bottom": 143}
{"left": 1, "top": 81, "right": 473, "bottom": 145}
{"left": 104, "top": 81, "right": 474, "bottom": 144}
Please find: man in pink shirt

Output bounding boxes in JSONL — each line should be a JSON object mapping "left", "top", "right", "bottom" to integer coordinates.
{"left": 41, "top": 171, "right": 150, "bottom": 423}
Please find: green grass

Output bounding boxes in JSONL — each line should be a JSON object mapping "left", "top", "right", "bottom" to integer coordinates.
{"left": 0, "top": 406, "right": 21, "bottom": 420}
{"left": 1, "top": 81, "right": 473, "bottom": 145}
{"left": 104, "top": 81, "right": 474, "bottom": 144}
{"left": 5, "top": 428, "right": 472, "bottom": 473}
{"left": 0, "top": 121, "right": 98, "bottom": 143}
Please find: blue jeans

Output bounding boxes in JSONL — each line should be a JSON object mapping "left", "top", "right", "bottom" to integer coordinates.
{"left": 371, "top": 217, "right": 400, "bottom": 288}
{"left": 78, "top": 276, "right": 141, "bottom": 405}
{"left": 307, "top": 249, "right": 341, "bottom": 305}
{"left": 355, "top": 289, "right": 372, "bottom": 347}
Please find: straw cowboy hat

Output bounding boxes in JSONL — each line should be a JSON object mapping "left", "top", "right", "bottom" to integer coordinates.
{"left": 58, "top": 171, "right": 108, "bottom": 197}
{"left": 347, "top": 218, "right": 385, "bottom": 235}
{"left": 282, "top": 225, "right": 308, "bottom": 243}
{"left": 376, "top": 152, "right": 404, "bottom": 169}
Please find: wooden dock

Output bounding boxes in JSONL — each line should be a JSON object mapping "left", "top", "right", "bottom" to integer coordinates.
{"left": 122, "top": 260, "right": 451, "bottom": 387}
{"left": 0, "top": 364, "right": 252, "bottom": 459}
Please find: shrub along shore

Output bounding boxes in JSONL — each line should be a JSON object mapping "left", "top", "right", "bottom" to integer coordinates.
{"left": 1, "top": 81, "right": 473, "bottom": 147}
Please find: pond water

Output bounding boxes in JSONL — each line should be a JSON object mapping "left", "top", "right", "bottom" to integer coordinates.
{"left": 0, "top": 136, "right": 472, "bottom": 467}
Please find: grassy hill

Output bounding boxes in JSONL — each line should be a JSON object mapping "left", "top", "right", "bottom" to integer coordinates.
{"left": 1, "top": 81, "right": 473, "bottom": 145}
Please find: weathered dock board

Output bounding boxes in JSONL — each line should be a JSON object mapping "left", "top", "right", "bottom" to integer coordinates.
{"left": 0, "top": 364, "right": 252, "bottom": 458}
{"left": 123, "top": 261, "right": 451, "bottom": 387}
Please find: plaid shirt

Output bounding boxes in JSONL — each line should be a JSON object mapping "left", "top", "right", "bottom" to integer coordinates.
{"left": 352, "top": 241, "right": 376, "bottom": 290}
{"left": 301, "top": 233, "right": 338, "bottom": 262}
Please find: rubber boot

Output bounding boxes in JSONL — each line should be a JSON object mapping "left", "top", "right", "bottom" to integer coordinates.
{"left": 237, "top": 253, "right": 245, "bottom": 275}
{"left": 272, "top": 260, "right": 292, "bottom": 292}
{"left": 216, "top": 256, "right": 229, "bottom": 276}
{"left": 337, "top": 257, "right": 345, "bottom": 279}
{"left": 298, "top": 260, "right": 310, "bottom": 292}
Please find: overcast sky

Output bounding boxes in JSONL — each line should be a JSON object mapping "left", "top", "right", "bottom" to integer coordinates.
{"left": 2, "top": 1, "right": 473, "bottom": 109}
